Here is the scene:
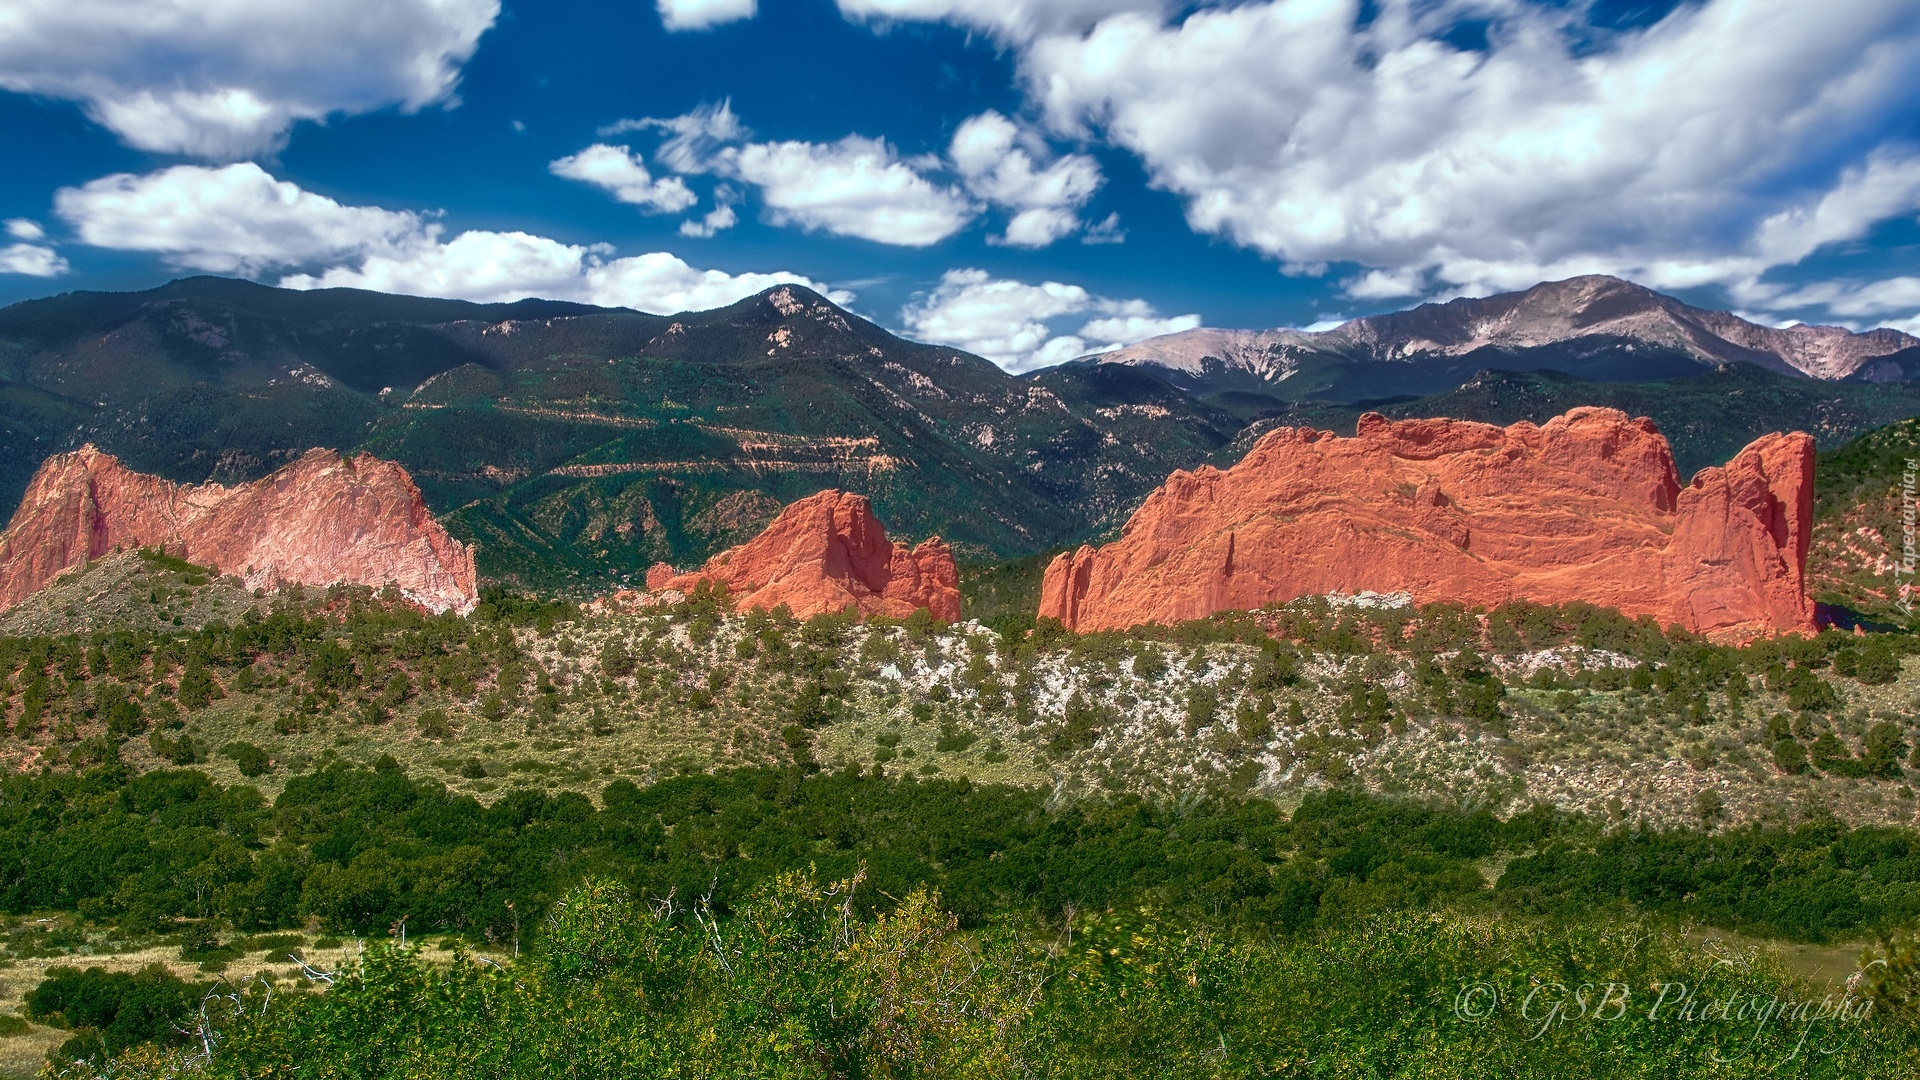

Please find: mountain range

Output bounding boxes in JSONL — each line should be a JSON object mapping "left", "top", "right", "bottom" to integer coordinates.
{"left": 1088, "top": 275, "right": 1920, "bottom": 408}
{"left": 2, "top": 273, "right": 1917, "bottom": 592}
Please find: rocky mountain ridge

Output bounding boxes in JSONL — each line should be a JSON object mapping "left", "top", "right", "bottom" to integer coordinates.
{"left": 1093, "top": 275, "right": 1920, "bottom": 395}
{"left": 3, "top": 275, "right": 1916, "bottom": 593}
{"left": 0, "top": 277, "right": 1243, "bottom": 587}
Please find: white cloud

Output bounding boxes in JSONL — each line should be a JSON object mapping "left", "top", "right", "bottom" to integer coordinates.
{"left": 837, "top": 0, "right": 1165, "bottom": 41}
{"left": 900, "top": 268, "right": 1198, "bottom": 372}
{"left": 679, "top": 189, "right": 740, "bottom": 238}
{"left": 851, "top": 0, "right": 1920, "bottom": 326}
{"left": 603, "top": 100, "right": 748, "bottom": 173}
{"left": 723, "top": 136, "right": 977, "bottom": 246}
{"left": 284, "top": 233, "right": 833, "bottom": 313}
{"left": 1079, "top": 311, "right": 1200, "bottom": 344}
{"left": 55, "top": 164, "right": 423, "bottom": 275}
{"left": 1747, "top": 152, "right": 1920, "bottom": 272}
{"left": 1081, "top": 211, "right": 1124, "bottom": 245}
{"left": 590, "top": 102, "right": 978, "bottom": 246}
{"left": 1746, "top": 276, "right": 1920, "bottom": 326}
{"left": 0, "top": 0, "right": 498, "bottom": 158}
{"left": 658, "top": 0, "right": 757, "bottom": 31}
{"left": 54, "top": 163, "right": 842, "bottom": 314}
{"left": 1815, "top": 278, "right": 1920, "bottom": 320}
{"left": 0, "top": 244, "right": 68, "bottom": 277}
{"left": 949, "top": 111, "right": 1103, "bottom": 247}
{"left": 549, "top": 144, "right": 698, "bottom": 213}
{"left": 5, "top": 219, "right": 46, "bottom": 242}
{"left": 1343, "top": 267, "right": 1427, "bottom": 300}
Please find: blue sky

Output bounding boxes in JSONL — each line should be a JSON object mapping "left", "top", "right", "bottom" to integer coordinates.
{"left": 2, "top": 0, "right": 1918, "bottom": 371}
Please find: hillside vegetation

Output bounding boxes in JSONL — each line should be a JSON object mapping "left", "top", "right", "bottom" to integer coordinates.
{"left": 0, "top": 558, "right": 1916, "bottom": 1074}
{"left": 1809, "top": 417, "right": 1920, "bottom": 623}
{"left": 2, "top": 556, "right": 1918, "bottom": 832}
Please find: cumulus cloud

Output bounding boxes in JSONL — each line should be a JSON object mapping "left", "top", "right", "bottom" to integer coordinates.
{"left": 284, "top": 234, "right": 831, "bottom": 313}
{"left": 591, "top": 105, "right": 977, "bottom": 245}
{"left": 585, "top": 103, "right": 977, "bottom": 246}
{"left": 1078, "top": 310, "right": 1200, "bottom": 343}
{"left": 1, "top": 219, "right": 68, "bottom": 276}
{"left": 549, "top": 144, "right": 698, "bottom": 214}
{"left": 849, "top": 0, "right": 1920, "bottom": 329}
{"left": 901, "top": 268, "right": 1198, "bottom": 372}
{"left": 0, "top": 244, "right": 68, "bottom": 277}
{"left": 55, "top": 164, "right": 423, "bottom": 275}
{"left": 589, "top": 102, "right": 1103, "bottom": 247}
{"left": 837, "top": 0, "right": 1165, "bottom": 41}
{"left": 679, "top": 188, "right": 740, "bottom": 238}
{"left": 723, "top": 136, "right": 976, "bottom": 246}
{"left": 0, "top": 0, "right": 498, "bottom": 158}
{"left": 949, "top": 111, "right": 1103, "bottom": 247}
{"left": 54, "top": 163, "right": 840, "bottom": 313}
{"left": 658, "top": 0, "right": 757, "bottom": 31}
{"left": 1342, "top": 267, "right": 1427, "bottom": 301}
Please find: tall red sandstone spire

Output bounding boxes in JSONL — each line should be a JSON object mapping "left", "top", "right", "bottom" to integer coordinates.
{"left": 1038, "top": 408, "right": 1813, "bottom": 641}
{"left": 0, "top": 446, "right": 479, "bottom": 614}
{"left": 647, "top": 490, "right": 959, "bottom": 621}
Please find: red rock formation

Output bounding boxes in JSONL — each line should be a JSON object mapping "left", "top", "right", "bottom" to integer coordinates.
{"left": 1039, "top": 408, "right": 1814, "bottom": 641}
{"left": 646, "top": 490, "right": 959, "bottom": 621}
{"left": 0, "top": 445, "right": 478, "bottom": 614}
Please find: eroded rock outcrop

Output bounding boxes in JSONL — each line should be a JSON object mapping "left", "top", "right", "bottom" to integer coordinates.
{"left": 646, "top": 490, "right": 959, "bottom": 620}
{"left": 0, "top": 446, "right": 478, "bottom": 613}
{"left": 1039, "top": 408, "right": 1813, "bottom": 641}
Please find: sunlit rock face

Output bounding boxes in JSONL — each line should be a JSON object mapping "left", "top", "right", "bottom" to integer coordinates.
{"left": 0, "top": 445, "right": 478, "bottom": 614}
{"left": 1041, "top": 408, "right": 1814, "bottom": 642}
{"left": 646, "top": 490, "right": 960, "bottom": 621}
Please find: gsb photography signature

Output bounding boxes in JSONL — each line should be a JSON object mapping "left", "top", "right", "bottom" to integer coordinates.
{"left": 1449, "top": 963, "right": 1880, "bottom": 1067}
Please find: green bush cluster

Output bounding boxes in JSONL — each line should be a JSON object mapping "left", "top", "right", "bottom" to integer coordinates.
{"left": 6, "top": 763, "right": 1920, "bottom": 949}
{"left": 66, "top": 876, "right": 1920, "bottom": 1080}
{"left": 25, "top": 963, "right": 206, "bottom": 1068}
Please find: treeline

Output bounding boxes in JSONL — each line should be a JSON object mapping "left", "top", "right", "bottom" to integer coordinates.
{"left": 5, "top": 763, "right": 1920, "bottom": 947}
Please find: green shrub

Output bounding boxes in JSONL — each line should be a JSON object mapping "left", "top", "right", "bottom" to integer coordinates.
{"left": 177, "top": 661, "right": 220, "bottom": 711}
{"left": 1783, "top": 666, "right": 1840, "bottom": 713}
{"left": 1858, "top": 644, "right": 1901, "bottom": 685}
{"left": 934, "top": 726, "right": 979, "bottom": 753}
{"left": 598, "top": 639, "right": 635, "bottom": 678}
{"left": 218, "top": 740, "right": 272, "bottom": 777}
{"left": 415, "top": 709, "right": 456, "bottom": 739}
{"left": 1771, "top": 738, "right": 1809, "bottom": 775}
{"left": 25, "top": 963, "right": 204, "bottom": 1063}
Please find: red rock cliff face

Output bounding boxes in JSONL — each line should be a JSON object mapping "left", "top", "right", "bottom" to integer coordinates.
{"left": 647, "top": 490, "right": 959, "bottom": 621}
{"left": 0, "top": 446, "right": 479, "bottom": 614}
{"left": 1039, "top": 408, "right": 1813, "bottom": 641}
